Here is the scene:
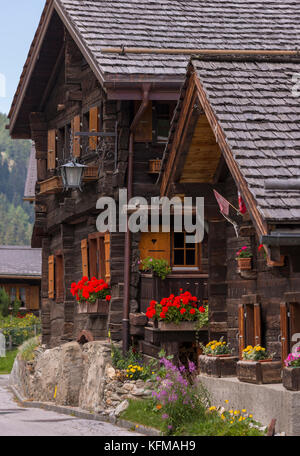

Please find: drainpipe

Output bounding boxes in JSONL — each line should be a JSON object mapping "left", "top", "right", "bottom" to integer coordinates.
{"left": 122, "top": 83, "right": 151, "bottom": 355}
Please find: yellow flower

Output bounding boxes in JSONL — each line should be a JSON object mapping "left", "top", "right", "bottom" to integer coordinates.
{"left": 230, "top": 421, "right": 234, "bottom": 424}
{"left": 249, "top": 414, "right": 253, "bottom": 418}
{"left": 239, "top": 416, "right": 243, "bottom": 422}
{"left": 242, "top": 409, "right": 247, "bottom": 413}
{"left": 209, "top": 406, "right": 217, "bottom": 411}
{"left": 234, "top": 410, "right": 240, "bottom": 415}
{"left": 229, "top": 410, "right": 233, "bottom": 415}
{"left": 225, "top": 400, "right": 229, "bottom": 404}
{"left": 221, "top": 414, "right": 225, "bottom": 420}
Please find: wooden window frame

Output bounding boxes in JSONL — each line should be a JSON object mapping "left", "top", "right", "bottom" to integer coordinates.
{"left": 3, "top": 284, "right": 40, "bottom": 310}
{"left": 238, "top": 295, "right": 262, "bottom": 359}
{"left": 86, "top": 232, "right": 110, "bottom": 284}
{"left": 281, "top": 293, "right": 300, "bottom": 363}
{"left": 171, "top": 231, "right": 201, "bottom": 270}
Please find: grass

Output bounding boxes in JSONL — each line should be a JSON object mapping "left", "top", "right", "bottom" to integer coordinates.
{"left": 0, "top": 349, "right": 18, "bottom": 374}
{"left": 121, "top": 399, "right": 266, "bottom": 437}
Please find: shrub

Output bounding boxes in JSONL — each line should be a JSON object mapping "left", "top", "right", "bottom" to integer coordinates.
{"left": 140, "top": 257, "right": 171, "bottom": 280}
{"left": 0, "top": 288, "right": 10, "bottom": 317}
{"left": 285, "top": 347, "right": 300, "bottom": 367}
{"left": 152, "top": 357, "right": 210, "bottom": 434}
{"left": 242, "top": 345, "right": 274, "bottom": 361}
{"left": 18, "top": 336, "right": 41, "bottom": 361}
{"left": 0, "top": 313, "right": 41, "bottom": 347}
{"left": 201, "top": 337, "right": 232, "bottom": 356}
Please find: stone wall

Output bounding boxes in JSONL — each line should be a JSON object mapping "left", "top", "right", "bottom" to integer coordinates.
{"left": 10, "top": 340, "right": 153, "bottom": 416}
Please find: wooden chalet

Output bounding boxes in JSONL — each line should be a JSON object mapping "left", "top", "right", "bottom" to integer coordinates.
{"left": 8, "top": 0, "right": 300, "bottom": 351}
{"left": 160, "top": 55, "right": 300, "bottom": 362}
{"left": 0, "top": 246, "right": 41, "bottom": 312}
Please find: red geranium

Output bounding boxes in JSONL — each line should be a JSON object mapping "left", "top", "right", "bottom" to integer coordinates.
{"left": 70, "top": 276, "right": 111, "bottom": 304}
{"left": 146, "top": 290, "right": 205, "bottom": 324}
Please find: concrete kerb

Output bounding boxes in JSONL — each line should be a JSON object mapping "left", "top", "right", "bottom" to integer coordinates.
{"left": 9, "top": 384, "right": 161, "bottom": 437}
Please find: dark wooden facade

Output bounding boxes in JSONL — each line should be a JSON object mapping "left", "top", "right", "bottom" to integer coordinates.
{"left": 160, "top": 57, "right": 300, "bottom": 362}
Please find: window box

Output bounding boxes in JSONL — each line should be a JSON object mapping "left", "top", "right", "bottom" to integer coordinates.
{"left": 158, "top": 321, "right": 197, "bottom": 331}
{"left": 148, "top": 159, "right": 162, "bottom": 174}
{"left": 282, "top": 367, "right": 300, "bottom": 391}
{"left": 237, "top": 360, "right": 282, "bottom": 384}
{"left": 39, "top": 176, "right": 63, "bottom": 195}
{"left": 199, "top": 354, "right": 238, "bottom": 377}
{"left": 78, "top": 299, "right": 109, "bottom": 315}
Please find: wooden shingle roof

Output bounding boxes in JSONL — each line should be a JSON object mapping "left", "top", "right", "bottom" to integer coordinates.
{"left": 58, "top": 0, "right": 300, "bottom": 78}
{"left": 192, "top": 57, "right": 300, "bottom": 222}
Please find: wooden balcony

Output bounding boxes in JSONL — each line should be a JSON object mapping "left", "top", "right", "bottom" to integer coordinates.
{"left": 39, "top": 176, "right": 63, "bottom": 195}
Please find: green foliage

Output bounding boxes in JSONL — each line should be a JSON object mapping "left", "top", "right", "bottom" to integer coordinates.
{"left": 0, "top": 349, "right": 18, "bottom": 374}
{"left": 140, "top": 257, "right": 171, "bottom": 280}
{"left": 0, "top": 313, "right": 41, "bottom": 347}
{"left": 201, "top": 337, "right": 232, "bottom": 356}
{"left": 18, "top": 336, "right": 41, "bottom": 361}
{"left": 121, "top": 399, "right": 266, "bottom": 436}
{"left": 110, "top": 343, "right": 159, "bottom": 381}
{"left": 0, "top": 287, "right": 10, "bottom": 317}
{"left": 12, "top": 299, "right": 21, "bottom": 318}
{"left": 0, "top": 113, "right": 33, "bottom": 245}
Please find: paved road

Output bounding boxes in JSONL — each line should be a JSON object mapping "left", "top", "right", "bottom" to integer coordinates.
{"left": 0, "top": 375, "right": 140, "bottom": 436}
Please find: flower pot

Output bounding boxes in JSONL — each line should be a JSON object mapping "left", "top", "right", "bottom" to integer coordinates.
{"left": 282, "top": 367, "right": 300, "bottom": 391}
{"left": 237, "top": 360, "right": 282, "bottom": 384}
{"left": 78, "top": 299, "right": 109, "bottom": 315}
{"left": 199, "top": 354, "right": 238, "bottom": 377}
{"left": 158, "top": 321, "right": 197, "bottom": 331}
{"left": 237, "top": 257, "right": 252, "bottom": 270}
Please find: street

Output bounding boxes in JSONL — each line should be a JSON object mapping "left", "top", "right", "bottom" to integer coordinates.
{"left": 0, "top": 375, "right": 140, "bottom": 437}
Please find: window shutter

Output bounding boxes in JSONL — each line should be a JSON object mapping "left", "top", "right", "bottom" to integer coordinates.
{"left": 104, "top": 233, "right": 111, "bottom": 284}
{"left": 238, "top": 304, "right": 245, "bottom": 359}
{"left": 89, "top": 107, "right": 99, "bottom": 150}
{"left": 29, "top": 286, "right": 40, "bottom": 310}
{"left": 48, "top": 255, "right": 55, "bottom": 299}
{"left": 72, "top": 115, "right": 81, "bottom": 158}
{"left": 254, "top": 303, "right": 261, "bottom": 346}
{"left": 280, "top": 302, "right": 289, "bottom": 364}
{"left": 47, "top": 130, "right": 56, "bottom": 170}
{"left": 55, "top": 254, "right": 64, "bottom": 302}
{"left": 88, "top": 238, "right": 98, "bottom": 278}
{"left": 134, "top": 101, "right": 153, "bottom": 142}
{"left": 139, "top": 232, "right": 170, "bottom": 265}
{"left": 81, "top": 239, "right": 89, "bottom": 277}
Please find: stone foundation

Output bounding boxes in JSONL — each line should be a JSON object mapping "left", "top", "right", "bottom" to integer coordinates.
{"left": 10, "top": 341, "right": 154, "bottom": 416}
{"left": 198, "top": 374, "right": 300, "bottom": 436}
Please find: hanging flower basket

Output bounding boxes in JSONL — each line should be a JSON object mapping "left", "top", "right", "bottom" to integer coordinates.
{"left": 237, "top": 257, "right": 252, "bottom": 270}
{"left": 283, "top": 348, "right": 300, "bottom": 390}
{"left": 236, "top": 246, "right": 252, "bottom": 270}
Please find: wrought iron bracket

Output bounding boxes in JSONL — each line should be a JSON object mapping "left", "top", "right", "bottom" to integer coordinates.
{"left": 74, "top": 121, "right": 118, "bottom": 170}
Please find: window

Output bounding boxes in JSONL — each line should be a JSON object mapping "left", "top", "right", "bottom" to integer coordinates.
{"left": 81, "top": 233, "right": 111, "bottom": 284}
{"left": 3, "top": 285, "right": 39, "bottom": 310}
{"left": 172, "top": 232, "right": 200, "bottom": 269}
{"left": 281, "top": 293, "right": 300, "bottom": 362}
{"left": 153, "top": 102, "right": 176, "bottom": 143}
{"left": 238, "top": 296, "right": 261, "bottom": 359}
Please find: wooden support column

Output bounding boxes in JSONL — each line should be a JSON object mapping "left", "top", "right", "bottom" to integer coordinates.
{"left": 29, "top": 112, "right": 48, "bottom": 182}
{"left": 208, "top": 220, "right": 228, "bottom": 340}
{"left": 60, "top": 223, "right": 75, "bottom": 342}
{"left": 41, "top": 237, "right": 51, "bottom": 346}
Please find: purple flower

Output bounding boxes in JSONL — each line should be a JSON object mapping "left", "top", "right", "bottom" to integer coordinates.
{"left": 168, "top": 425, "right": 173, "bottom": 430}
{"left": 188, "top": 361, "right": 196, "bottom": 373}
{"left": 162, "top": 414, "right": 169, "bottom": 420}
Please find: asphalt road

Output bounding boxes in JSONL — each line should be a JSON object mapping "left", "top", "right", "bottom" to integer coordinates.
{"left": 0, "top": 375, "right": 140, "bottom": 437}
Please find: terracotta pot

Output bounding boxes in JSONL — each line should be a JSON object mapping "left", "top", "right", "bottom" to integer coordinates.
{"left": 78, "top": 299, "right": 109, "bottom": 315}
{"left": 237, "top": 257, "right": 252, "bottom": 270}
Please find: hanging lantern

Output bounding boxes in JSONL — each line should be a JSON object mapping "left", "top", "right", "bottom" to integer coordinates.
{"left": 61, "top": 161, "right": 87, "bottom": 191}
